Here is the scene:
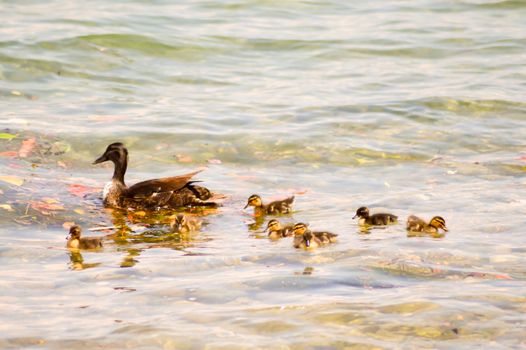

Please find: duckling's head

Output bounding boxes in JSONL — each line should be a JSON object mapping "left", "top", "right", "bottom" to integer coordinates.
{"left": 353, "top": 207, "right": 369, "bottom": 219}
{"left": 93, "top": 142, "right": 128, "bottom": 165}
{"left": 293, "top": 222, "right": 308, "bottom": 236}
{"left": 303, "top": 231, "right": 314, "bottom": 247}
{"left": 429, "top": 216, "right": 448, "bottom": 232}
{"left": 244, "top": 194, "right": 262, "bottom": 209}
{"left": 171, "top": 214, "right": 187, "bottom": 232}
{"left": 68, "top": 225, "right": 82, "bottom": 240}
{"left": 266, "top": 219, "right": 281, "bottom": 232}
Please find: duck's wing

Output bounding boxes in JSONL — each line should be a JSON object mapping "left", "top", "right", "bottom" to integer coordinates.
{"left": 281, "top": 224, "right": 295, "bottom": 236}
{"left": 314, "top": 231, "right": 338, "bottom": 243}
{"left": 80, "top": 237, "right": 103, "bottom": 249}
{"left": 406, "top": 215, "right": 426, "bottom": 231}
{"left": 371, "top": 213, "right": 397, "bottom": 225}
{"left": 127, "top": 170, "right": 203, "bottom": 199}
{"left": 267, "top": 196, "right": 295, "bottom": 214}
{"left": 282, "top": 195, "right": 295, "bottom": 205}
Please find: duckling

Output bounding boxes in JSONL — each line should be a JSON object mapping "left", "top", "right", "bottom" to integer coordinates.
{"left": 406, "top": 215, "right": 448, "bottom": 233}
{"left": 93, "top": 142, "right": 223, "bottom": 210}
{"left": 244, "top": 194, "right": 294, "bottom": 216}
{"left": 66, "top": 225, "right": 103, "bottom": 249}
{"left": 353, "top": 206, "right": 397, "bottom": 226}
{"left": 266, "top": 219, "right": 294, "bottom": 240}
{"left": 170, "top": 213, "right": 202, "bottom": 233}
{"left": 292, "top": 222, "right": 337, "bottom": 249}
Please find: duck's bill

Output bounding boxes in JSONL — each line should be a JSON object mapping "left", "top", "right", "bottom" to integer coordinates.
{"left": 442, "top": 226, "right": 449, "bottom": 232}
{"left": 243, "top": 203, "right": 249, "bottom": 209}
{"left": 305, "top": 239, "right": 310, "bottom": 247}
{"left": 352, "top": 215, "right": 357, "bottom": 219}
{"left": 93, "top": 155, "right": 108, "bottom": 165}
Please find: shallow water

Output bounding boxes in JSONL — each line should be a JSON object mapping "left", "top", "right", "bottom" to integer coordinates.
{"left": 1, "top": 0, "right": 526, "bottom": 349}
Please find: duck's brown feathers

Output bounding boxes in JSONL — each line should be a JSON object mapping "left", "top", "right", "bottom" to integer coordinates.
{"left": 170, "top": 213, "right": 203, "bottom": 233}
{"left": 313, "top": 231, "right": 338, "bottom": 244}
{"left": 76, "top": 237, "right": 103, "bottom": 250}
{"left": 127, "top": 171, "right": 203, "bottom": 198}
{"left": 66, "top": 226, "right": 103, "bottom": 250}
{"left": 265, "top": 196, "right": 294, "bottom": 215}
{"left": 366, "top": 213, "right": 398, "bottom": 225}
{"left": 293, "top": 230, "right": 337, "bottom": 249}
{"left": 268, "top": 226, "right": 294, "bottom": 239}
{"left": 95, "top": 143, "right": 223, "bottom": 210}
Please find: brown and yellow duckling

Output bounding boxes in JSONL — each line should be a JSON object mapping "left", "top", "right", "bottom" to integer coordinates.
{"left": 170, "top": 213, "right": 202, "bottom": 233}
{"left": 353, "top": 206, "right": 398, "bottom": 226}
{"left": 93, "top": 142, "right": 223, "bottom": 210}
{"left": 292, "top": 222, "right": 337, "bottom": 249}
{"left": 265, "top": 219, "right": 294, "bottom": 240}
{"left": 66, "top": 225, "right": 103, "bottom": 250}
{"left": 406, "top": 215, "right": 448, "bottom": 234}
{"left": 244, "top": 194, "right": 294, "bottom": 216}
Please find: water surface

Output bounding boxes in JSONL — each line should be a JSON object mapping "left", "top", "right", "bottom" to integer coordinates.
{"left": 1, "top": 0, "right": 525, "bottom": 349}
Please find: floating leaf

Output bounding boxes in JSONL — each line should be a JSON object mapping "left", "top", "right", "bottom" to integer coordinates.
{"left": 74, "top": 208, "right": 85, "bottom": 215}
{"left": 43, "top": 197, "right": 59, "bottom": 204}
{"left": 207, "top": 159, "right": 222, "bottom": 164}
{"left": 0, "top": 133, "right": 17, "bottom": 140}
{"left": 0, "top": 176, "right": 24, "bottom": 186}
{"left": 30, "top": 200, "right": 65, "bottom": 213}
{"left": 280, "top": 188, "right": 308, "bottom": 195}
{"left": 0, "top": 151, "right": 18, "bottom": 158}
{"left": 0, "top": 204, "right": 13, "bottom": 211}
{"left": 68, "top": 184, "right": 97, "bottom": 197}
{"left": 18, "top": 138, "right": 36, "bottom": 158}
{"left": 175, "top": 154, "right": 193, "bottom": 163}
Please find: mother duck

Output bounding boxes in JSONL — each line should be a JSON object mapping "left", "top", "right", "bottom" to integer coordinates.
{"left": 93, "top": 142, "right": 222, "bottom": 209}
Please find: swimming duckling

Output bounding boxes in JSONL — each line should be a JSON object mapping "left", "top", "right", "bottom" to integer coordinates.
{"left": 353, "top": 206, "right": 397, "bottom": 226}
{"left": 93, "top": 142, "right": 223, "bottom": 209}
{"left": 170, "top": 213, "right": 202, "bottom": 233}
{"left": 244, "top": 194, "right": 294, "bottom": 216}
{"left": 292, "top": 222, "right": 337, "bottom": 249}
{"left": 66, "top": 225, "right": 103, "bottom": 249}
{"left": 266, "top": 219, "right": 294, "bottom": 240}
{"left": 406, "top": 215, "right": 448, "bottom": 234}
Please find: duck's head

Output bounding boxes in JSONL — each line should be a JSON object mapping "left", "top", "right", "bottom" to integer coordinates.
{"left": 93, "top": 142, "right": 128, "bottom": 165}
{"left": 244, "top": 194, "right": 262, "bottom": 209}
{"left": 265, "top": 219, "right": 280, "bottom": 232}
{"left": 430, "top": 216, "right": 448, "bottom": 232}
{"left": 353, "top": 206, "right": 369, "bottom": 219}
{"left": 67, "top": 225, "right": 81, "bottom": 240}
{"left": 303, "top": 231, "right": 314, "bottom": 247}
{"left": 293, "top": 222, "right": 308, "bottom": 236}
{"left": 171, "top": 214, "right": 187, "bottom": 232}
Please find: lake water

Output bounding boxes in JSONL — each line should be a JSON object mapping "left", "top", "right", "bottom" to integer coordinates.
{"left": 1, "top": 0, "right": 525, "bottom": 349}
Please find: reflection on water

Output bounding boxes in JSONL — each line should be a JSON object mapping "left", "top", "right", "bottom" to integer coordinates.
{"left": 119, "top": 248, "right": 140, "bottom": 268}
{"left": 68, "top": 250, "right": 101, "bottom": 270}
{"left": 245, "top": 214, "right": 267, "bottom": 233}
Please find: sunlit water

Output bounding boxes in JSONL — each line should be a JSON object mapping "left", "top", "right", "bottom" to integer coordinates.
{"left": 1, "top": 0, "right": 525, "bottom": 349}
